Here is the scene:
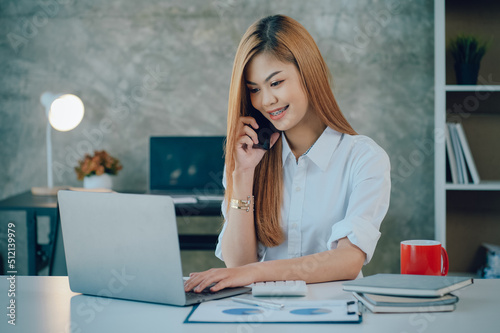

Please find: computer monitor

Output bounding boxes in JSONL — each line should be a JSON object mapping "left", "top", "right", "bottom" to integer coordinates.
{"left": 149, "top": 136, "right": 226, "bottom": 195}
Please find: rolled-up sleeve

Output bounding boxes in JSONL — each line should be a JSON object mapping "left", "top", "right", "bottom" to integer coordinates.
{"left": 327, "top": 139, "right": 391, "bottom": 264}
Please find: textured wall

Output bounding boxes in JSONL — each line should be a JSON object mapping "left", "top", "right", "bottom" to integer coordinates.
{"left": 0, "top": 0, "right": 434, "bottom": 275}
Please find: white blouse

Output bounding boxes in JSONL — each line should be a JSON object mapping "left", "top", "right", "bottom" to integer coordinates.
{"left": 215, "top": 126, "right": 391, "bottom": 265}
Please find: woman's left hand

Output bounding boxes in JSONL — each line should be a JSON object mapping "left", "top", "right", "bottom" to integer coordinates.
{"left": 184, "top": 265, "right": 258, "bottom": 293}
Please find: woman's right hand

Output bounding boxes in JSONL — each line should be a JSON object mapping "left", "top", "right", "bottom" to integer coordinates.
{"left": 234, "top": 116, "right": 280, "bottom": 172}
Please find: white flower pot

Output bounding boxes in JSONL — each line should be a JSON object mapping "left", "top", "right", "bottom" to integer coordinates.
{"left": 83, "top": 174, "right": 113, "bottom": 189}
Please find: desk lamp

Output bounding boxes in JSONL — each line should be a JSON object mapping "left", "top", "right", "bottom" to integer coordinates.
{"left": 31, "top": 92, "right": 84, "bottom": 196}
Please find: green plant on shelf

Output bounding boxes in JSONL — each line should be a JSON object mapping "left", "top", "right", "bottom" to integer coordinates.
{"left": 448, "top": 34, "right": 490, "bottom": 85}
{"left": 449, "top": 34, "right": 489, "bottom": 65}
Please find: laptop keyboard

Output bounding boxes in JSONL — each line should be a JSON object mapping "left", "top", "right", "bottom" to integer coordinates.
{"left": 185, "top": 283, "right": 252, "bottom": 304}
{"left": 185, "top": 283, "right": 218, "bottom": 303}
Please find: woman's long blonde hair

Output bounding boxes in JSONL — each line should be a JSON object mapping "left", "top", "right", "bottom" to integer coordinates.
{"left": 224, "top": 15, "right": 357, "bottom": 247}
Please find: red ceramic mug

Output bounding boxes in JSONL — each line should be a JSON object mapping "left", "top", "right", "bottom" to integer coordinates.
{"left": 400, "top": 240, "right": 449, "bottom": 276}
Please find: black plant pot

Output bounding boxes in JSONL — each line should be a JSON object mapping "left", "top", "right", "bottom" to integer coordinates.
{"left": 454, "top": 63, "right": 480, "bottom": 85}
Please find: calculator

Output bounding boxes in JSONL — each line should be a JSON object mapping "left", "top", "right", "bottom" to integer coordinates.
{"left": 251, "top": 280, "right": 308, "bottom": 297}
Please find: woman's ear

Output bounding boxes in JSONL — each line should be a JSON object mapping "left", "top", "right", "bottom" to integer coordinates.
{"left": 269, "top": 132, "right": 281, "bottom": 149}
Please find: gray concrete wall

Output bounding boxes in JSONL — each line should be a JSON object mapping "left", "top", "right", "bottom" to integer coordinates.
{"left": 0, "top": 0, "right": 434, "bottom": 275}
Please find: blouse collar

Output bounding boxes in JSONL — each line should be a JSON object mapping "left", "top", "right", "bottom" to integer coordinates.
{"left": 281, "top": 127, "right": 343, "bottom": 171}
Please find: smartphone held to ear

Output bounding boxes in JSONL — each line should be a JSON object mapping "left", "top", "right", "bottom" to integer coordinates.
{"left": 247, "top": 108, "right": 280, "bottom": 150}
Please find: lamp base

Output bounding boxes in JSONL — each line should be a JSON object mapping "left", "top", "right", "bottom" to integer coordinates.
{"left": 31, "top": 186, "right": 70, "bottom": 196}
{"left": 68, "top": 187, "right": 114, "bottom": 193}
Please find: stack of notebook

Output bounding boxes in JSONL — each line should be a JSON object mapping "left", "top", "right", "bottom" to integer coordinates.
{"left": 342, "top": 274, "right": 473, "bottom": 313}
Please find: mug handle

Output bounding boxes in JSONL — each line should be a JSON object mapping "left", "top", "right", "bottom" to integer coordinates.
{"left": 441, "top": 246, "right": 449, "bottom": 276}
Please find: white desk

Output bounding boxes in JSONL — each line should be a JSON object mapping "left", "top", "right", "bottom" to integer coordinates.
{"left": 1, "top": 276, "right": 498, "bottom": 333}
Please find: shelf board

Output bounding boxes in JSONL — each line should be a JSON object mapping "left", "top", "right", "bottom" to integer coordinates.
{"left": 446, "top": 85, "right": 500, "bottom": 92}
{"left": 446, "top": 180, "right": 500, "bottom": 191}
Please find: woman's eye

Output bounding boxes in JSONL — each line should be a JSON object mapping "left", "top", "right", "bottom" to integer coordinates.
{"left": 249, "top": 87, "right": 260, "bottom": 94}
{"left": 270, "top": 80, "right": 284, "bottom": 87}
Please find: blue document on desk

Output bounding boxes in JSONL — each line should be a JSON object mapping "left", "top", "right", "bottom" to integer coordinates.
{"left": 184, "top": 299, "right": 362, "bottom": 324}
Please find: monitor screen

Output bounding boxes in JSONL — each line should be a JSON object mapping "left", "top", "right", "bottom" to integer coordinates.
{"left": 149, "top": 136, "right": 226, "bottom": 193}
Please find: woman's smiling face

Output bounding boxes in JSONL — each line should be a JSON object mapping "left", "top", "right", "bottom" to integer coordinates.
{"left": 245, "top": 52, "right": 311, "bottom": 133}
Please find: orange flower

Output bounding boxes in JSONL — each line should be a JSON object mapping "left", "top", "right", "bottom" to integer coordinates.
{"left": 74, "top": 150, "right": 123, "bottom": 180}
{"left": 95, "top": 165, "right": 105, "bottom": 176}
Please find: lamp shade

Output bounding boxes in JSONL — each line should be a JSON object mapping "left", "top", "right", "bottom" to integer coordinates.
{"left": 46, "top": 94, "right": 85, "bottom": 131}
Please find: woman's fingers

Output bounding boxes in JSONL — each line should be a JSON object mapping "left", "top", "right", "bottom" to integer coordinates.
{"left": 237, "top": 117, "right": 259, "bottom": 146}
{"left": 184, "top": 268, "right": 241, "bottom": 293}
{"left": 240, "top": 116, "right": 259, "bottom": 130}
{"left": 185, "top": 266, "right": 257, "bottom": 293}
{"left": 241, "top": 124, "right": 259, "bottom": 145}
{"left": 233, "top": 115, "right": 279, "bottom": 172}
{"left": 184, "top": 273, "right": 201, "bottom": 291}
{"left": 210, "top": 278, "right": 232, "bottom": 292}
{"left": 237, "top": 131, "right": 257, "bottom": 151}
{"left": 184, "top": 269, "right": 223, "bottom": 292}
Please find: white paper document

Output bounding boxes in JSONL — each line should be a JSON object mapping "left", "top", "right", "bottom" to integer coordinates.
{"left": 185, "top": 299, "right": 361, "bottom": 324}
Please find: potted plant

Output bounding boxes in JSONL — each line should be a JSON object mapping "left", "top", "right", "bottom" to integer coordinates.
{"left": 75, "top": 150, "right": 123, "bottom": 189}
{"left": 449, "top": 34, "right": 489, "bottom": 85}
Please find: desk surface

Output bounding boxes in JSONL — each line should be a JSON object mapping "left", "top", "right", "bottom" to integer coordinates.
{"left": 0, "top": 191, "right": 58, "bottom": 210}
{"left": 1, "top": 276, "right": 498, "bottom": 333}
{"left": 0, "top": 191, "right": 223, "bottom": 216}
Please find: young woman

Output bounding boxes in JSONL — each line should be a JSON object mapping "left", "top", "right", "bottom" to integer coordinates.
{"left": 184, "top": 15, "right": 391, "bottom": 293}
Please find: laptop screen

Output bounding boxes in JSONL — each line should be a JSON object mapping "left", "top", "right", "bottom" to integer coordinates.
{"left": 149, "top": 136, "right": 226, "bottom": 193}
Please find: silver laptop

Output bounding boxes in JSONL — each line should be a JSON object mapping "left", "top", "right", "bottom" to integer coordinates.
{"left": 58, "top": 190, "right": 250, "bottom": 306}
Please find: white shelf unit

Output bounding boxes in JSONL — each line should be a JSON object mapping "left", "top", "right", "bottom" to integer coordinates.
{"left": 434, "top": 0, "right": 500, "bottom": 273}
{"left": 445, "top": 181, "right": 500, "bottom": 191}
{"left": 445, "top": 85, "right": 500, "bottom": 92}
